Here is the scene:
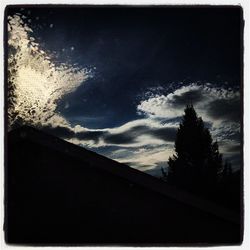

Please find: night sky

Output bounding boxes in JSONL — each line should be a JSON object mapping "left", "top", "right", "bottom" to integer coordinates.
{"left": 7, "top": 6, "right": 242, "bottom": 176}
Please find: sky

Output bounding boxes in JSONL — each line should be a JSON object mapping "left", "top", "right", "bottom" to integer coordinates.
{"left": 7, "top": 6, "right": 242, "bottom": 176}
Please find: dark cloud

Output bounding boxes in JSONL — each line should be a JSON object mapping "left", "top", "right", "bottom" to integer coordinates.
{"left": 207, "top": 97, "right": 241, "bottom": 121}
{"left": 41, "top": 125, "right": 75, "bottom": 139}
{"left": 226, "top": 131, "right": 241, "bottom": 143}
{"left": 41, "top": 125, "right": 106, "bottom": 143}
{"left": 150, "top": 127, "right": 177, "bottom": 142}
{"left": 224, "top": 144, "right": 241, "bottom": 153}
{"left": 170, "top": 89, "right": 203, "bottom": 107}
{"left": 104, "top": 133, "right": 136, "bottom": 144}
{"left": 104, "top": 125, "right": 177, "bottom": 145}
{"left": 42, "top": 124, "right": 152, "bottom": 145}
{"left": 103, "top": 125, "right": 148, "bottom": 144}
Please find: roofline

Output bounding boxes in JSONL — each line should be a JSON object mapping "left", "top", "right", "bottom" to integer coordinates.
{"left": 7, "top": 125, "right": 240, "bottom": 224}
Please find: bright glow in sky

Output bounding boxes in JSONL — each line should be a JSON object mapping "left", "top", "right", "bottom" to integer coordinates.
{"left": 8, "top": 15, "right": 88, "bottom": 128}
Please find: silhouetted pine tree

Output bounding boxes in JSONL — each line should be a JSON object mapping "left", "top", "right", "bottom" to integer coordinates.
{"left": 168, "top": 104, "right": 223, "bottom": 193}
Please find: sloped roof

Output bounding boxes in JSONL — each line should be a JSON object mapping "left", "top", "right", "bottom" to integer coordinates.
{"left": 7, "top": 125, "right": 241, "bottom": 225}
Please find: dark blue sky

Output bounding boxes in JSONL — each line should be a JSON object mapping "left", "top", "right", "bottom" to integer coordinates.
{"left": 7, "top": 6, "right": 242, "bottom": 175}
{"left": 8, "top": 6, "right": 241, "bottom": 128}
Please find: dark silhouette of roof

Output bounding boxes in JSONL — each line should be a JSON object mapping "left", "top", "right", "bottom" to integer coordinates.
{"left": 6, "top": 125, "right": 240, "bottom": 225}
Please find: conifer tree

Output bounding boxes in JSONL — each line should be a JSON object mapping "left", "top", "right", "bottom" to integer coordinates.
{"left": 168, "top": 104, "right": 223, "bottom": 193}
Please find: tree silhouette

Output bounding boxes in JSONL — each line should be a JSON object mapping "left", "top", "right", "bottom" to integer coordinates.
{"left": 168, "top": 104, "right": 223, "bottom": 194}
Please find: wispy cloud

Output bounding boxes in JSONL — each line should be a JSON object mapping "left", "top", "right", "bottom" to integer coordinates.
{"left": 43, "top": 118, "right": 177, "bottom": 148}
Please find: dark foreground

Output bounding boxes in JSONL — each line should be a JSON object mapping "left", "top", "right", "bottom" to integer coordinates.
{"left": 5, "top": 126, "right": 243, "bottom": 245}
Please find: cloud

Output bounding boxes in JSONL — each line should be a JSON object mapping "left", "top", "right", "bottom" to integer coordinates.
{"left": 43, "top": 120, "right": 240, "bottom": 177}
{"left": 137, "top": 84, "right": 204, "bottom": 118}
{"left": 136, "top": 83, "right": 241, "bottom": 172}
{"left": 207, "top": 97, "right": 241, "bottom": 121}
{"left": 219, "top": 142, "right": 241, "bottom": 171}
{"left": 226, "top": 144, "right": 241, "bottom": 153}
{"left": 41, "top": 124, "right": 107, "bottom": 144}
{"left": 103, "top": 124, "right": 177, "bottom": 145}
{"left": 210, "top": 121, "right": 240, "bottom": 142}
{"left": 43, "top": 118, "right": 177, "bottom": 147}
{"left": 104, "top": 132, "right": 136, "bottom": 145}
{"left": 39, "top": 117, "right": 177, "bottom": 173}
{"left": 150, "top": 127, "right": 177, "bottom": 142}
{"left": 137, "top": 83, "right": 240, "bottom": 123}
{"left": 103, "top": 125, "right": 149, "bottom": 145}
{"left": 112, "top": 145, "right": 173, "bottom": 171}
{"left": 170, "top": 89, "right": 204, "bottom": 107}
{"left": 76, "top": 130, "right": 107, "bottom": 143}
{"left": 100, "top": 119, "right": 177, "bottom": 148}
{"left": 8, "top": 14, "right": 89, "bottom": 129}
{"left": 41, "top": 124, "right": 75, "bottom": 139}
{"left": 37, "top": 82, "right": 241, "bottom": 174}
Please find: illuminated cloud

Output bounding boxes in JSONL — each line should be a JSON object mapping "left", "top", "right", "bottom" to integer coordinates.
{"left": 43, "top": 118, "right": 177, "bottom": 148}
{"left": 112, "top": 145, "right": 173, "bottom": 171}
{"left": 137, "top": 83, "right": 240, "bottom": 124}
{"left": 7, "top": 14, "right": 89, "bottom": 129}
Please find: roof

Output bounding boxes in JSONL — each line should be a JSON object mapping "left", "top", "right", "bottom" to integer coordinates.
{"left": 7, "top": 125, "right": 241, "bottom": 224}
